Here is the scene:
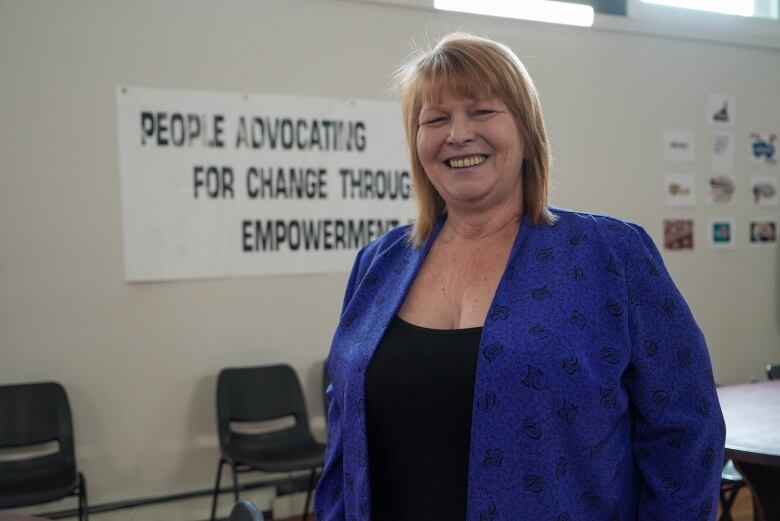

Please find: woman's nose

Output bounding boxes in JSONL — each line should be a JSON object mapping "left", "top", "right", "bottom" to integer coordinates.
{"left": 447, "top": 114, "right": 475, "bottom": 144}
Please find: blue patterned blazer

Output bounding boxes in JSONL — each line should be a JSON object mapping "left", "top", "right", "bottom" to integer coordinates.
{"left": 315, "top": 208, "right": 725, "bottom": 521}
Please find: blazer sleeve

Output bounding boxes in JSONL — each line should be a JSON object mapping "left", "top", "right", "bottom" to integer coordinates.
{"left": 314, "top": 247, "right": 366, "bottom": 521}
{"left": 623, "top": 226, "right": 725, "bottom": 521}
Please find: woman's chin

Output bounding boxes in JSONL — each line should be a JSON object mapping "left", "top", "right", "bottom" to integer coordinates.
{"left": 442, "top": 190, "right": 494, "bottom": 209}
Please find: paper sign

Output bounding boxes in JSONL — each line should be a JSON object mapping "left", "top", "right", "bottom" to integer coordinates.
{"left": 663, "top": 129, "right": 695, "bottom": 162}
{"left": 707, "top": 94, "right": 736, "bottom": 126}
{"left": 116, "top": 86, "right": 414, "bottom": 282}
{"left": 708, "top": 218, "right": 735, "bottom": 249}
{"left": 711, "top": 131, "right": 735, "bottom": 172}
{"left": 664, "top": 174, "right": 695, "bottom": 207}
{"left": 663, "top": 219, "right": 694, "bottom": 250}
{"left": 751, "top": 176, "right": 778, "bottom": 206}
{"left": 749, "top": 133, "right": 778, "bottom": 165}
{"left": 750, "top": 219, "right": 777, "bottom": 246}
{"left": 707, "top": 175, "right": 736, "bottom": 206}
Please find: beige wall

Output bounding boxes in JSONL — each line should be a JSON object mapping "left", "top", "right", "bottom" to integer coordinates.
{"left": 1, "top": 0, "right": 779, "bottom": 516}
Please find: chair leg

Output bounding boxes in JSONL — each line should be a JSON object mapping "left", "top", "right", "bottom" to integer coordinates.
{"left": 210, "top": 459, "right": 226, "bottom": 521}
{"left": 77, "top": 488, "right": 83, "bottom": 521}
{"left": 231, "top": 462, "right": 240, "bottom": 501}
{"left": 77, "top": 479, "right": 83, "bottom": 521}
{"left": 301, "top": 468, "right": 317, "bottom": 521}
{"left": 79, "top": 472, "right": 89, "bottom": 521}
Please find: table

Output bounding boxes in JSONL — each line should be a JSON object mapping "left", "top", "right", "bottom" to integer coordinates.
{"left": 717, "top": 380, "right": 780, "bottom": 521}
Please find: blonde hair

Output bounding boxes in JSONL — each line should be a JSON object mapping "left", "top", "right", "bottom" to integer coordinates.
{"left": 395, "top": 33, "right": 555, "bottom": 246}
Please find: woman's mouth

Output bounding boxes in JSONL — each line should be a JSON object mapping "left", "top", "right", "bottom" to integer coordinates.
{"left": 445, "top": 154, "right": 488, "bottom": 169}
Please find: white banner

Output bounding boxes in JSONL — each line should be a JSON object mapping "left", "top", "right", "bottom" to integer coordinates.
{"left": 116, "top": 87, "right": 413, "bottom": 281}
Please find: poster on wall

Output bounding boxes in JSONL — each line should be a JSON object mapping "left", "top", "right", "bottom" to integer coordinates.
{"left": 116, "top": 86, "right": 414, "bottom": 282}
{"left": 707, "top": 94, "right": 736, "bottom": 126}
{"left": 749, "top": 219, "right": 777, "bottom": 246}
{"left": 707, "top": 175, "right": 736, "bottom": 206}
{"left": 664, "top": 174, "right": 695, "bottom": 207}
{"left": 751, "top": 176, "right": 778, "bottom": 206}
{"left": 711, "top": 131, "right": 735, "bottom": 173}
{"left": 708, "top": 218, "right": 735, "bottom": 249}
{"left": 663, "top": 219, "right": 694, "bottom": 250}
{"left": 749, "top": 132, "right": 777, "bottom": 165}
{"left": 662, "top": 129, "right": 694, "bottom": 162}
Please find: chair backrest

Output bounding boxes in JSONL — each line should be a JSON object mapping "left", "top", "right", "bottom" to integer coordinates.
{"left": 0, "top": 382, "right": 77, "bottom": 489}
{"left": 230, "top": 499, "right": 264, "bottom": 521}
{"left": 216, "top": 365, "right": 311, "bottom": 452}
{"left": 767, "top": 363, "right": 780, "bottom": 380}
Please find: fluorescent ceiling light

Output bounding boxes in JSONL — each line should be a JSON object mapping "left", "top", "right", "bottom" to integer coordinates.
{"left": 434, "top": 0, "right": 595, "bottom": 27}
{"left": 641, "top": 0, "right": 755, "bottom": 17}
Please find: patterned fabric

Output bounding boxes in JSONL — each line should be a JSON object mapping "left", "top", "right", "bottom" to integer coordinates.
{"left": 315, "top": 208, "right": 726, "bottom": 521}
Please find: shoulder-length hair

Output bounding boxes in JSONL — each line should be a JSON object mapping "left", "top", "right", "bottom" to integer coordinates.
{"left": 394, "top": 32, "right": 556, "bottom": 246}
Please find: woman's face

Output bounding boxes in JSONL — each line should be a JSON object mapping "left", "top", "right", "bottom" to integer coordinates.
{"left": 416, "top": 90, "right": 525, "bottom": 212}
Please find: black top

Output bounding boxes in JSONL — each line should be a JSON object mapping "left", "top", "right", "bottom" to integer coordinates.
{"left": 365, "top": 315, "right": 481, "bottom": 521}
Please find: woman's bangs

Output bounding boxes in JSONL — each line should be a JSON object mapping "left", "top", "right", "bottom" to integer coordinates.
{"left": 416, "top": 59, "right": 499, "bottom": 106}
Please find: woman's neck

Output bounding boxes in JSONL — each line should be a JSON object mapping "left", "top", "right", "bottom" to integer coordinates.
{"left": 441, "top": 196, "right": 523, "bottom": 242}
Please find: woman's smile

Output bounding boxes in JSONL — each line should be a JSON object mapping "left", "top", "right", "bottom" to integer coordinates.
{"left": 444, "top": 154, "right": 489, "bottom": 169}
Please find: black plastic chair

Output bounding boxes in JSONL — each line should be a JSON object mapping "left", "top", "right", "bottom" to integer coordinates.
{"left": 0, "top": 382, "right": 88, "bottom": 520}
{"left": 767, "top": 363, "right": 780, "bottom": 380}
{"left": 210, "top": 365, "right": 325, "bottom": 521}
{"left": 230, "top": 499, "right": 265, "bottom": 521}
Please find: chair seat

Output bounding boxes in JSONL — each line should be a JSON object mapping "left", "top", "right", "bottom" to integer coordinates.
{"left": 230, "top": 499, "right": 265, "bottom": 521}
{"left": 228, "top": 437, "right": 326, "bottom": 473}
{"left": 0, "top": 469, "right": 79, "bottom": 508}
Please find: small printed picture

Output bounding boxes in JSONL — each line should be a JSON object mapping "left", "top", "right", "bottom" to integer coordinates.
{"left": 707, "top": 94, "right": 736, "bottom": 126}
{"left": 751, "top": 176, "right": 778, "bottom": 206}
{"left": 664, "top": 174, "right": 696, "bottom": 207}
{"left": 708, "top": 218, "right": 735, "bottom": 249}
{"left": 750, "top": 219, "right": 777, "bottom": 245}
{"left": 749, "top": 133, "right": 777, "bottom": 165}
{"left": 663, "top": 219, "right": 694, "bottom": 250}
{"left": 711, "top": 131, "right": 735, "bottom": 173}
{"left": 707, "top": 175, "right": 736, "bottom": 206}
{"left": 663, "top": 129, "right": 695, "bottom": 162}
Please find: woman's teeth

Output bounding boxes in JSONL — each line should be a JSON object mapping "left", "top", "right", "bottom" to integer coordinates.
{"left": 447, "top": 155, "right": 486, "bottom": 169}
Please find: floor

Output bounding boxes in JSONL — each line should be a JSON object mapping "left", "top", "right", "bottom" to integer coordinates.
{"left": 280, "top": 486, "right": 754, "bottom": 521}
{"left": 721, "top": 485, "right": 754, "bottom": 520}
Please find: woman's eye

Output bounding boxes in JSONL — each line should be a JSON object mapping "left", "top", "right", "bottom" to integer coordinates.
{"left": 473, "top": 109, "right": 495, "bottom": 118}
{"left": 421, "top": 116, "right": 446, "bottom": 126}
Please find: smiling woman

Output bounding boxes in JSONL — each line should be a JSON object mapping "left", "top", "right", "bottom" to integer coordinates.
{"left": 396, "top": 33, "right": 555, "bottom": 246}
{"left": 315, "top": 33, "right": 726, "bottom": 521}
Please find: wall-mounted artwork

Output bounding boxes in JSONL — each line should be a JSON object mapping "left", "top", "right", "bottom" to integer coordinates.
{"left": 711, "top": 131, "right": 735, "bottom": 172}
{"left": 662, "top": 129, "right": 695, "bottom": 162}
{"left": 707, "top": 94, "right": 736, "bottom": 126}
{"left": 751, "top": 176, "right": 778, "bottom": 206}
{"left": 663, "top": 219, "right": 694, "bottom": 250}
{"left": 708, "top": 218, "right": 735, "bottom": 249}
{"left": 749, "top": 219, "right": 777, "bottom": 246}
{"left": 664, "top": 174, "right": 696, "bottom": 206}
{"left": 707, "top": 175, "right": 736, "bottom": 206}
{"left": 749, "top": 133, "right": 777, "bottom": 165}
